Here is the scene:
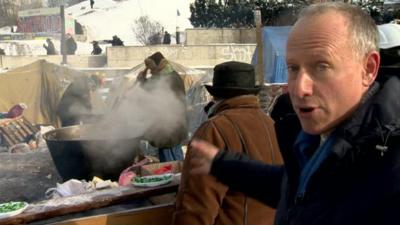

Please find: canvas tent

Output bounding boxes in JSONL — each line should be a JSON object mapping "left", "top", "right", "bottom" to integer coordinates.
{"left": 0, "top": 60, "right": 105, "bottom": 126}
{"left": 252, "top": 26, "right": 292, "bottom": 84}
{"left": 186, "top": 73, "right": 213, "bottom": 136}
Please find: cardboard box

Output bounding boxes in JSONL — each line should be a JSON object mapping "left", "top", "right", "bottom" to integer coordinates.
{"left": 139, "top": 161, "right": 183, "bottom": 205}
{"left": 140, "top": 161, "right": 183, "bottom": 176}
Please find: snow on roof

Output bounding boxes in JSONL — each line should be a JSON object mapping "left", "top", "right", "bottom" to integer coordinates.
{"left": 66, "top": 0, "right": 194, "bottom": 45}
{"left": 0, "top": 0, "right": 194, "bottom": 55}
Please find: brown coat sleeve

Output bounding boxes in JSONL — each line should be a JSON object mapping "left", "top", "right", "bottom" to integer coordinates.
{"left": 172, "top": 121, "right": 229, "bottom": 225}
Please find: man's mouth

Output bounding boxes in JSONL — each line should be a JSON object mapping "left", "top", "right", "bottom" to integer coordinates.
{"left": 299, "top": 107, "right": 314, "bottom": 113}
{"left": 297, "top": 107, "right": 316, "bottom": 116}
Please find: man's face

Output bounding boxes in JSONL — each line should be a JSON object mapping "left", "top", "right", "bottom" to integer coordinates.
{"left": 286, "top": 12, "right": 377, "bottom": 135}
{"left": 144, "top": 59, "right": 159, "bottom": 75}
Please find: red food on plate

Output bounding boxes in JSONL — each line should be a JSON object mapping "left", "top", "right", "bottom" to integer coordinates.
{"left": 153, "top": 164, "right": 172, "bottom": 175}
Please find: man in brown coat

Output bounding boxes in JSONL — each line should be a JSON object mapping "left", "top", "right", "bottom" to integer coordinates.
{"left": 172, "top": 61, "right": 283, "bottom": 225}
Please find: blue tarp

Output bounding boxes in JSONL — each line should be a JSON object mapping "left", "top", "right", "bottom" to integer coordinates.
{"left": 252, "top": 26, "right": 292, "bottom": 83}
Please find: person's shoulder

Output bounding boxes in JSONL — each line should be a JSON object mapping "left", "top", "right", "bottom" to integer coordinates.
{"left": 168, "top": 70, "right": 181, "bottom": 78}
{"left": 162, "top": 69, "right": 182, "bottom": 81}
{"left": 192, "top": 117, "right": 225, "bottom": 139}
{"left": 204, "top": 111, "right": 236, "bottom": 127}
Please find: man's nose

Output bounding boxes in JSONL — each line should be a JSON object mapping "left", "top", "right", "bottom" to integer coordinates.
{"left": 290, "top": 70, "right": 313, "bottom": 98}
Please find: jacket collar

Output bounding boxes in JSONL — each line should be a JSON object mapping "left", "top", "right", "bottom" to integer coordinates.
{"left": 332, "top": 76, "right": 400, "bottom": 158}
{"left": 208, "top": 95, "right": 260, "bottom": 118}
{"left": 206, "top": 100, "right": 223, "bottom": 117}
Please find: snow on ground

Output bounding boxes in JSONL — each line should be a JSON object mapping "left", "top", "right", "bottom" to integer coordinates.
{"left": 67, "top": 0, "right": 193, "bottom": 45}
{"left": 0, "top": 0, "right": 194, "bottom": 56}
{"left": 0, "top": 39, "right": 94, "bottom": 56}
{"left": 0, "top": 26, "right": 17, "bottom": 34}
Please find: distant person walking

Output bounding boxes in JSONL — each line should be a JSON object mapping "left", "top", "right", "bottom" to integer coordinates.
{"left": 65, "top": 34, "right": 77, "bottom": 55}
{"left": 90, "top": 0, "right": 94, "bottom": 9}
{"left": 163, "top": 31, "right": 171, "bottom": 44}
{"left": 104, "top": 35, "right": 124, "bottom": 46}
{"left": 148, "top": 32, "right": 162, "bottom": 45}
{"left": 91, "top": 41, "right": 102, "bottom": 55}
{"left": 43, "top": 38, "right": 56, "bottom": 55}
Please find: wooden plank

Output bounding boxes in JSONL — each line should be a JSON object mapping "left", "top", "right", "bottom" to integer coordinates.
{"left": 15, "top": 120, "right": 29, "bottom": 138}
{"left": 49, "top": 203, "right": 174, "bottom": 225}
{"left": 8, "top": 127, "right": 24, "bottom": 143}
{"left": 0, "top": 180, "right": 179, "bottom": 225}
{"left": 0, "top": 126, "right": 13, "bottom": 146}
{"left": 0, "top": 116, "right": 39, "bottom": 147}
{"left": 254, "top": 9, "right": 265, "bottom": 85}
{"left": 10, "top": 123, "right": 26, "bottom": 142}
{"left": 0, "top": 126, "right": 18, "bottom": 146}
{"left": 18, "top": 120, "right": 34, "bottom": 137}
{"left": 21, "top": 116, "right": 38, "bottom": 133}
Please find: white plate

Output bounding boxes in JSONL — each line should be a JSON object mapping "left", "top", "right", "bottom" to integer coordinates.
{"left": 133, "top": 173, "right": 173, "bottom": 187}
{"left": 0, "top": 202, "right": 29, "bottom": 219}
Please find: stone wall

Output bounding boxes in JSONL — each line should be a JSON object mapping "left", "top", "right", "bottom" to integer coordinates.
{"left": 106, "top": 44, "right": 256, "bottom": 68}
{"left": 185, "top": 28, "right": 256, "bottom": 45}
{"left": 0, "top": 55, "right": 107, "bottom": 68}
{"left": 0, "top": 44, "right": 256, "bottom": 69}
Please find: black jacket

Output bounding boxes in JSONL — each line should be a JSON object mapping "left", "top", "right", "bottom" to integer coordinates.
{"left": 105, "top": 37, "right": 124, "bottom": 46}
{"left": 57, "top": 77, "right": 92, "bottom": 127}
{"left": 163, "top": 32, "right": 171, "bottom": 44}
{"left": 211, "top": 75, "right": 400, "bottom": 225}
{"left": 44, "top": 41, "right": 56, "bottom": 55}
{"left": 66, "top": 37, "right": 77, "bottom": 55}
{"left": 91, "top": 44, "right": 102, "bottom": 55}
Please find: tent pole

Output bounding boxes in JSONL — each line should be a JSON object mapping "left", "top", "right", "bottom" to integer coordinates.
{"left": 254, "top": 10, "right": 264, "bottom": 85}
{"left": 60, "top": 5, "right": 67, "bottom": 65}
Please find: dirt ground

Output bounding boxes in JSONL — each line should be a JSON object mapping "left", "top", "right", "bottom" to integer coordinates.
{"left": 0, "top": 151, "right": 62, "bottom": 203}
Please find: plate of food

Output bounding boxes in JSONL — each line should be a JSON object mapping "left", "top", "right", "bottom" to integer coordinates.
{"left": 133, "top": 173, "right": 173, "bottom": 187}
{"left": 0, "top": 201, "right": 29, "bottom": 219}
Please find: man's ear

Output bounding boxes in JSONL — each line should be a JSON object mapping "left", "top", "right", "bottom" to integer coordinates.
{"left": 363, "top": 51, "right": 380, "bottom": 86}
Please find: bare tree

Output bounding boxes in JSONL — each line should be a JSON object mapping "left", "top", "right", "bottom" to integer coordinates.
{"left": 19, "top": 0, "right": 44, "bottom": 10}
{"left": 132, "top": 16, "right": 164, "bottom": 45}
{"left": 0, "top": 0, "right": 46, "bottom": 27}
{"left": 0, "top": 0, "right": 20, "bottom": 27}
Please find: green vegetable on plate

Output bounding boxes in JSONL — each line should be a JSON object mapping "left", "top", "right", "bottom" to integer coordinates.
{"left": 0, "top": 202, "right": 26, "bottom": 213}
{"left": 134, "top": 174, "right": 172, "bottom": 183}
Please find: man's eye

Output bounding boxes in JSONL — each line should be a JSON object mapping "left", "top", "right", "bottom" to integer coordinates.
{"left": 316, "top": 63, "right": 329, "bottom": 72}
{"left": 287, "top": 65, "right": 299, "bottom": 74}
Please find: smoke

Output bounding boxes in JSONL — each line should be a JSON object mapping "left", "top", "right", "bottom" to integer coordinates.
{"left": 90, "top": 75, "right": 187, "bottom": 148}
{"left": 75, "top": 75, "right": 187, "bottom": 179}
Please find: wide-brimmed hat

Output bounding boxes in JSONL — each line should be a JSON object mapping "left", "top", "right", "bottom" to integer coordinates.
{"left": 205, "top": 61, "right": 260, "bottom": 98}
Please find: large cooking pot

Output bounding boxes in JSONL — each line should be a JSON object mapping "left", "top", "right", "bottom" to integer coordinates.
{"left": 44, "top": 125, "right": 141, "bottom": 181}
